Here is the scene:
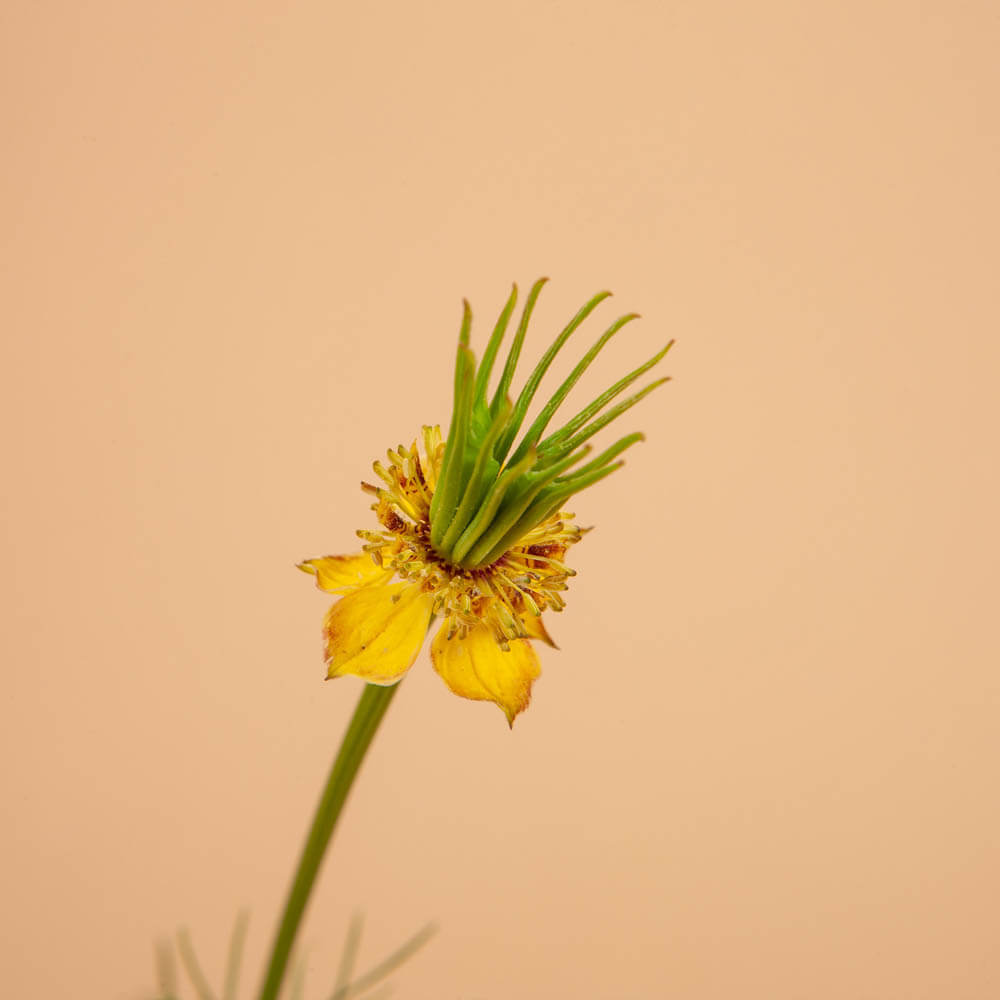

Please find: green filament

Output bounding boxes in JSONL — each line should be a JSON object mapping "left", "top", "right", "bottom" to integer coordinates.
{"left": 428, "top": 281, "right": 671, "bottom": 568}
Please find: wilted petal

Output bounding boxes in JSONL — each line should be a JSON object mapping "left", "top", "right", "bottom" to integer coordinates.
{"left": 324, "top": 582, "right": 433, "bottom": 684}
{"left": 298, "top": 554, "right": 389, "bottom": 594}
{"left": 521, "top": 612, "right": 558, "bottom": 648}
{"left": 430, "top": 623, "right": 541, "bottom": 726}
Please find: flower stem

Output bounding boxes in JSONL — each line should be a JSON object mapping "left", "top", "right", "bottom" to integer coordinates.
{"left": 257, "top": 682, "right": 400, "bottom": 1000}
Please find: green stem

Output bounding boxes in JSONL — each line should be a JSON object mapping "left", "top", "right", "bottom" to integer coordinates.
{"left": 257, "top": 682, "right": 400, "bottom": 1000}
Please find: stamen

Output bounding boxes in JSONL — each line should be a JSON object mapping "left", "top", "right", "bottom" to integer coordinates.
{"left": 493, "top": 570, "right": 541, "bottom": 617}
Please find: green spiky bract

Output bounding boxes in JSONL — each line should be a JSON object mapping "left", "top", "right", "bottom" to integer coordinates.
{"left": 429, "top": 279, "right": 673, "bottom": 569}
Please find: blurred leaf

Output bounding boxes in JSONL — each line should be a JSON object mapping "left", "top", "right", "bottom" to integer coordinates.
{"left": 176, "top": 927, "right": 218, "bottom": 1000}
{"left": 154, "top": 938, "right": 179, "bottom": 1000}
{"left": 222, "top": 910, "right": 250, "bottom": 1000}
{"left": 358, "top": 985, "right": 394, "bottom": 1000}
{"left": 330, "top": 913, "right": 364, "bottom": 999}
{"left": 327, "top": 922, "right": 438, "bottom": 1000}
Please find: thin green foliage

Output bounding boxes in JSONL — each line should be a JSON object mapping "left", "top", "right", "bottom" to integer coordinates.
{"left": 176, "top": 928, "right": 217, "bottom": 1000}
{"left": 154, "top": 938, "right": 180, "bottom": 1000}
{"left": 430, "top": 281, "right": 672, "bottom": 568}
{"left": 222, "top": 910, "right": 250, "bottom": 1000}
{"left": 327, "top": 922, "right": 438, "bottom": 1000}
{"left": 151, "top": 908, "right": 432, "bottom": 1000}
{"left": 330, "top": 914, "right": 365, "bottom": 1000}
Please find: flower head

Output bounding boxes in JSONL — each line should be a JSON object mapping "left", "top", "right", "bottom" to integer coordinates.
{"left": 300, "top": 279, "right": 672, "bottom": 725}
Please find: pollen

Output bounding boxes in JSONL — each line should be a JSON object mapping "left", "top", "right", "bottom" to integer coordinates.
{"left": 358, "top": 426, "right": 582, "bottom": 649}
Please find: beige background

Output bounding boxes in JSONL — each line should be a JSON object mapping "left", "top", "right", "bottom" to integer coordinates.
{"left": 3, "top": 1, "right": 999, "bottom": 998}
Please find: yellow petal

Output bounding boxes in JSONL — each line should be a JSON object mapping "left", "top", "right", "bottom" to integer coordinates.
{"left": 298, "top": 554, "right": 389, "bottom": 594}
{"left": 521, "top": 612, "right": 558, "bottom": 648}
{"left": 324, "top": 582, "right": 433, "bottom": 684}
{"left": 430, "top": 624, "right": 541, "bottom": 727}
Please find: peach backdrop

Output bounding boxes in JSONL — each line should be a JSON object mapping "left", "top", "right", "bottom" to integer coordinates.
{"left": 3, "top": 2, "right": 998, "bottom": 998}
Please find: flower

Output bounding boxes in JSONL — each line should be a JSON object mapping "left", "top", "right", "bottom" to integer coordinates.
{"left": 300, "top": 279, "right": 672, "bottom": 725}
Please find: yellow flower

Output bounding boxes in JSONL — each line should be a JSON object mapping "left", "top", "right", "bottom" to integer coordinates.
{"left": 300, "top": 280, "right": 672, "bottom": 725}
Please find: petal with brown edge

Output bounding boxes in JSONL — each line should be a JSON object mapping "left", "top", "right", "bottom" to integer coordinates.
{"left": 521, "top": 612, "right": 558, "bottom": 648}
{"left": 298, "top": 554, "right": 390, "bottom": 594}
{"left": 430, "top": 623, "right": 541, "bottom": 726}
{"left": 324, "top": 582, "right": 433, "bottom": 684}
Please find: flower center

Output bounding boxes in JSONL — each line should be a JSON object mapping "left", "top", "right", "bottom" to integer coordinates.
{"left": 358, "top": 428, "right": 581, "bottom": 647}
{"left": 357, "top": 281, "right": 672, "bottom": 647}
